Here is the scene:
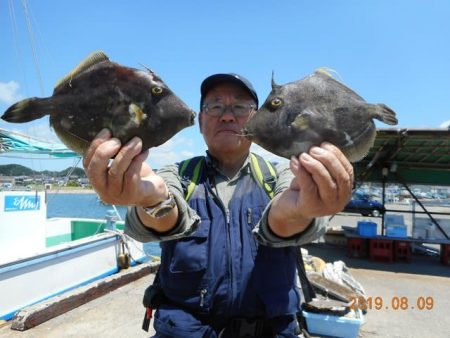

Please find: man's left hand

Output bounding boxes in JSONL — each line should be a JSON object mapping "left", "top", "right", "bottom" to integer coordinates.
{"left": 269, "top": 142, "right": 354, "bottom": 237}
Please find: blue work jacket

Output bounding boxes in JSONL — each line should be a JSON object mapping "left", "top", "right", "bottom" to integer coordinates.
{"left": 154, "top": 167, "right": 301, "bottom": 337}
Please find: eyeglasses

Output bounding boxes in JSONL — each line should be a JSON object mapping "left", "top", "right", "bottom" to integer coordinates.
{"left": 202, "top": 102, "right": 256, "bottom": 117}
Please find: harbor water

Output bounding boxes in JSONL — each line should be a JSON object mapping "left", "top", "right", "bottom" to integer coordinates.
{"left": 46, "top": 192, "right": 161, "bottom": 256}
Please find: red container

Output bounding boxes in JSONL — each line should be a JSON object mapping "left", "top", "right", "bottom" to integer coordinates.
{"left": 440, "top": 244, "right": 450, "bottom": 266}
{"left": 369, "top": 239, "right": 393, "bottom": 263}
{"left": 347, "top": 238, "right": 368, "bottom": 258}
{"left": 394, "top": 241, "right": 412, "bottom": 263}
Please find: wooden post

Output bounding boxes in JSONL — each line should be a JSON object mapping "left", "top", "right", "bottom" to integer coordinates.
{"left": 11, "top": 262, "right": 159, "bottom": 331}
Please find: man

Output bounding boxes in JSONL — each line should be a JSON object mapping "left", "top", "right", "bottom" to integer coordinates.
{"left": 83, "top": 73, "right": 353, "bottom": 337}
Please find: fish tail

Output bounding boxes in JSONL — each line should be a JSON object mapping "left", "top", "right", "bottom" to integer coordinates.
{"left": 371, "top": 104, "right": 398, "bottom": 126}
{"left": 1, "top": 98, "right": 49, "bottom": 123}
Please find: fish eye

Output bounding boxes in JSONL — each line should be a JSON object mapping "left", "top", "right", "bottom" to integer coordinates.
{"left": 270, "top": 98, "right": 283, "bottom": 109}
{"left": 151, "top": 86, "right": 163, "bottom": 95}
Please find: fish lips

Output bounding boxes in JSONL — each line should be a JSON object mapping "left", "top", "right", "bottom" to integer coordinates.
{"left": 240, "top": 127, "right": 253, "bottom": 141}
{"left": 189, "top": 111, "right": 196, "bottom": 125}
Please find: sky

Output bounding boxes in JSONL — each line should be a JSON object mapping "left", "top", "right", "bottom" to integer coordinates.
{"left": 1, "top": 0, "right": 449, "bottom": 171}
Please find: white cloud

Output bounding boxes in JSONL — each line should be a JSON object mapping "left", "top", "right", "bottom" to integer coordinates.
{"left": 0, "top": 81, "right": 24, "bottom": 105}
{"left": 146, "top": 134, "right": 204, "bottom": 169}
{"left": 440, "top": 120, "right": 450, "bottom": 129}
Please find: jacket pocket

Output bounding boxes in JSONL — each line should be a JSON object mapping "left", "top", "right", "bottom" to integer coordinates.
{"left": 161, "top": 219, "right": 211, "bottom": 303}
{"left": 154, "top": 306, "right": 212, "bottom": 338}
{"left": 168, "top": 218, "right": 210, "bottom": 273}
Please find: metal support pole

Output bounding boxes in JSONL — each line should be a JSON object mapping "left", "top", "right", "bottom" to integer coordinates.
{"left": 381, "top": 168, "right": 388, "bottom": 236}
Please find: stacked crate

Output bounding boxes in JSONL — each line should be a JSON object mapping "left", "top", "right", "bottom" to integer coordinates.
{"left": 394, "top": 241, "right": 412, "bottom": 263}
{"left": 440, "top": 244, "right": 450, "bottom": 266}
{"left": 369, "top": 239, "right": 394, "bottom": 263}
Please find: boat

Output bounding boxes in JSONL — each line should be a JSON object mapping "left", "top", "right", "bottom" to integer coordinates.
{"left": 0, "top": 189, "right": 149, "bottom": 321}
{"left": 0, "top": 128, "right": 150, "bottom": 321}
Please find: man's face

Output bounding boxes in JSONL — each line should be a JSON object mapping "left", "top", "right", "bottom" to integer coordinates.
{"left": 199, "top": 83, "right": 255, "bottom": 157}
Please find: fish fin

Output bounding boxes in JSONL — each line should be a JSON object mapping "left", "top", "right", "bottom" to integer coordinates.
{"left": 54, "top": 51, "right": 110, "bottom": 91}
{"left": 345, "top": 143, "right": 371, "bottom": 163}
{"left": 313, "top": 69, "right": 365, "bottom": 101}
{"left": 1, "top": 98, "right": 48, "bottom": 122}
{"left": 52, "top": 120, "right": 89, "bottom": 156}
{"left": 343, "top": 125, "right": 377, "bottom": 162}
{"left": 315, "top": 67, "right": 342, "bottom": 81}
{"left": 321, "top": 128, "right": 352, "bottom": 147}
{"left": 316, "top": 126, "right": 372, "bottom": 162}
{"left": 370, "top": 104, "right": 398, "bottom": 125}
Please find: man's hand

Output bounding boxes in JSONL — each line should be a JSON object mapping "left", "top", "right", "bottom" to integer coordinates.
{"left": 269, "top": 142, "right": 354, "bottom": 237}
{"left": 82, "top": 129, "right": 168, "bottom": 208}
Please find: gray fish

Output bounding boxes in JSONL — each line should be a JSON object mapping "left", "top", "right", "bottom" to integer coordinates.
{"left": 243, "top": 69, "right": 398, "bottom": 162}
{"left": 1, "top": 51, "right": 196, "bottom": 155}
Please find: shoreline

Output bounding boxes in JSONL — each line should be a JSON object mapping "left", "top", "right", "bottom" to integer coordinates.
{"left": 1, "top": 188, "right": 96, "bottom": 194}
{"left": 45, "top": 189, "right": 96, "bottom": 194}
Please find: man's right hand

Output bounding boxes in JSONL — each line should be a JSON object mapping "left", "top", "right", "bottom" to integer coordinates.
{"left": 82, "top": 129, "right": 168, "bottom": 208}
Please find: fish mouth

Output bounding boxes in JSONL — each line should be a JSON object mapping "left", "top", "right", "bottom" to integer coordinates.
{"left": 240, "top": 128, "right": 253, "bottom": 140}
{"left": 189, "top": 111, "right": 196, "bottom": 125}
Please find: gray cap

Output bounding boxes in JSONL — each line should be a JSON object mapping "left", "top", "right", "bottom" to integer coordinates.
{"left": 200, "top": 73, "right": 259, "bottom": 108}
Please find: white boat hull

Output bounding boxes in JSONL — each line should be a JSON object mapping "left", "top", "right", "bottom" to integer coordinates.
{"left": 0, "top": 191, "right": 147, "bottom": 320}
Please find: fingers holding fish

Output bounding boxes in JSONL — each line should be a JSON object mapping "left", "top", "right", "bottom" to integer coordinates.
{"left": 288, "top": 155, "right": 300, "bottom": 188}
{"left": 307, "top": 144, "right": 353, "bottom": 204}
{"left": 82, "top": 128, "right": 161, "bottom": 206}
{"left": 105, "top": 137, "right": 142, "bottom": 197}
{"left": 82, "top": 128, "right": 113, "bottom": 168}
{"left": 119, "top": 149, "right": 168, "bottom": 208}
{"left": 290, "top": 145, "right": 353, "bottom": 217}
{"left": 83, "top": 132, "right": 122, "bottom": 203}
{"left": 108, "top": 139, "right": 163, "bottom": 206}
{"left": 299, "top": 151, "right": 338, "bottom": 204}
{"left": 290, "top": 151, "right": 338, "bottom": 206}
{"left": 290, "top": 157, "right": 317, "bottom": 200}
{"left": 299, "top": 144, "right": 353, "bottom": 214}
{"left": 321, "top": 142, "right": 354, "bottom": 182}
{"left": 121, "top": 149, "right": 151, "bottom": 198}
{"left": 320, "top": 142, "right": 354, "bottom": 203}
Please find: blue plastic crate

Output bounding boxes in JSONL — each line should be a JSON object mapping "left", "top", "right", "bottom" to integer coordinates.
{"left": 357, "top": 221, "right": 377, "bottom": 237}
{"left": 302, "top": 309, "right": 364, "bottom": 338}
{"left": 386, "top": 224, "right": 407, "bottom": 238}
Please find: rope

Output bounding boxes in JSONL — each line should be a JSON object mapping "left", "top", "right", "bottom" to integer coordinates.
{"left": 20, "top": 0, "right": 45, "bottom": 95}
{"left": 8, "top": 0, "right": 28, "bottom": 93}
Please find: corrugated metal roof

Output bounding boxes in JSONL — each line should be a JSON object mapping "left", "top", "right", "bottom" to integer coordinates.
{"left": 354, "top": 128, "right": 450, "bottom": 186}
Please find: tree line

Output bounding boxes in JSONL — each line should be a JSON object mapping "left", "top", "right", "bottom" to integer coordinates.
{"left": 0, "top": 164, "right": 87, "bottom": 178}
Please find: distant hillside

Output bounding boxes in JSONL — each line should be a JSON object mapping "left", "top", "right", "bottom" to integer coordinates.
{"left": 0, "top": 164, "right": 86, "bottom": 177}
{"left": 0, "top": 164, "right": 34, "bottom": 176}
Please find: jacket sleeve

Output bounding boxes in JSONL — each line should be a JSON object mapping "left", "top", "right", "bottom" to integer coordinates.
{"left": 124, "top": 163, "right": 200, "bottom": 242}
{"left": 252, "top": 161, "right": 329, "bottom": 247}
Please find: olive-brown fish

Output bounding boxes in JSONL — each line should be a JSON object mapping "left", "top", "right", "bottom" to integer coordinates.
{"left": 243, "top": 69, "right": 398, "bottom": 162}
{"left": 1, "top": 51, "right": 196, "bottom": 155}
